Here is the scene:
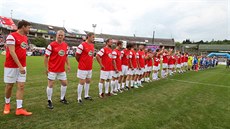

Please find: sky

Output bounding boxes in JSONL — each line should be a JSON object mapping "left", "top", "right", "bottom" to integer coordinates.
{"left": 0, "top": 0, "right": 229, "bottom": 42}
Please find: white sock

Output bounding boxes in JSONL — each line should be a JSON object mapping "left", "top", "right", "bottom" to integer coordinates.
{"left": 84, "top": 83, "right": 90, "bottom": 98}
{"left": 105, "top": 81, "right": 109, "bottom": 94}
{"left": 98, "top": 83, "right": 103, "bottom": 95}
{"left": 122, "top": 83, "right": 125, "bottom": 89}
{"left": 5, "top": 97, "right": 10, "bottom": 104}
{"left": 60, "top": 85, "right": 67, "bottom": 100}
{"left": 47, "top": 87, "right": 53, "bottom": 101}
{"left": 78, "top": 84, "right": 83, "bottom": 100}
{"left": 169, "top": 70, "right": 172, "bottom": 75}
{"left": 126, "top": 80, "right": 129, "bottom": 87}
{"left": 161, "top": 70, "right": 165, "bottom": 77}
{"left": 16, "top": 100, "right": 23, "bottom": 109}
{"left": 131, "top": 80, "right": 134, "bottom": 86}
{"left": 141, "top": 78, "right": 144, "bottom": 82}
{"left": 115, "top": 80, "right": 118, "bottom": 91}
{"left": 111, "top": 80, "right": 115, "bottom": 93}
{"left": 117, "top": 81, "right": 121, "bottom": 90}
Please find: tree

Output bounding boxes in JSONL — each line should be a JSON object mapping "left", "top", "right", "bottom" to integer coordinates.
{"left": 32, "top": 37, "right": 48, "bottom": 47}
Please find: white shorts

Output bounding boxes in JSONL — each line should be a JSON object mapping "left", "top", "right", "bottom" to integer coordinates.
{"left": 162, "top": 63, "right": 168, "bottom": 69}
{"left": 4, "top": 67, "right": 27, "bottom": 83}
{"left": 181, "top": 63, "right": 184, "bottom": 67}
{"left": 144, "top": 65, "right": 148, "bottom": 72}
{"left": 111, "top": 71, "right": 122, "bottom": 78}
{"left": 121, "top": 65, "right": 128, "bottom": 76}
{"left": 137, "top": 68, "right": 144, "bottom": 75}
{"left": 147, "top": 66, "right": 152, "bottom": 72}
{"left": 177, "top": 64, "right": 181, "bottom": 68}
{"left": 127, "top": 68, "right": 137, "bottom": 75}
{"left": 48, "top": 72, "right": 67, "bottom": 80}
{"left": 77, "top": 69, "right": 92, "bottom": 79}
{"left": 100, "top": 70, "right": 112, "bottom": 80}
{"left": 184, "top": 62, "right": 188, "bottom": 66}
{"left": 153, "top": 66, "right": 159, "bottom": 71}
{"left": 168, "top": 64, "right": 174, "bottom": 69}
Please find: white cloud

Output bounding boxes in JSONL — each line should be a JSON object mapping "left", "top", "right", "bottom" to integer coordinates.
{"left": 0, "top": 0, "right": 229, "bottom": 42}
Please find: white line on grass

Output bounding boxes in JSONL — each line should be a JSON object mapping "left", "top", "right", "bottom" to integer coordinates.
{"left": 169, "top": 79, "right": 230, "bottom": 88}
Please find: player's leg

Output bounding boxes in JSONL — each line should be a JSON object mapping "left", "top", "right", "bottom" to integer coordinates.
{"left": 84, "top": 70, "right": 93, "bottom": 100}
{"left": 58, "top": 72, "right": 68, "bottom": 104}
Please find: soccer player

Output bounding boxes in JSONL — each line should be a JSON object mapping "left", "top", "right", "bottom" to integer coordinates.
{"left": 120, "top": 44, "right": 132, "bottom": 90}
{"left": 152, "top": 49, "right": 161, "bottom": 80}
{"left": 111, "top": 41, "right": 123, "bottom": 93}
{"left": 44, "top": 30, "right": 70, "bottom": 109}
{"left": 161, "top": 47, "right": 169, "bottom": 78}
{"left": 184, "top": 52, "right": 189, "bottom": 71}
{"left": 145, "top": 49, "right": 153, "bottom": 82}
{"left": 167, "top": 48, "right": 174, "bottom": 76}
{"left": 96, "top": 39, "right": 113, "bottom": 98}
{"left": 75, "top": 32, "right": 95, "bottom": 104}
{"left": 137, "top": 45, "right": 145, "bottom": 87}
{"left": 3, "top": 20, "right": 32, "bottom": 116}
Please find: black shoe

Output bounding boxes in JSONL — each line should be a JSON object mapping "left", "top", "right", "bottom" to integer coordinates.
{"left": 84, "top": 96, "right": 93, "bottom": 101}
{"left": 78, "top": 99, "right": 83, "bottom": 104}
{"left": 60, "top": 97, "right": 69, "bottom": 104}
{"left": 131, "top": 86, "right": 134, "bottom": 88}
{"left": 125, "top": 86, "right": 130, "bottom": 90}
{"left": 47, "top": 100, "right": 54, "bottom": 109}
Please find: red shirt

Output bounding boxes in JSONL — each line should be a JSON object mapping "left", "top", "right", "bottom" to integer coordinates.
{"left": 130, "top": 50, "right": 137, "bottom": 68}
{"left": 184, "top": 54, "right": 188, "bottom": 62}
{"left": 168, "top": 55, "right": 174, "bottom": 65}
{"left": 97, "top": 47, "right": 113, "bottom": 71}
{"left": 76, "top": 42, "right": 94, "bottom": 70}
{"left": 172, "top": 55, "right": 176, "bottom": 64}
{"left": 5, "top": 32, "right": 28, "bottom": 68}
{"left": 177, "top": 55, "right": 181, "bottom": 64}
{"left": 181, "top": 55, "right": 184, "bottom": 63}
{"left": 112, "top": 49, "right": 122, "bottom": 71}
{"left": 153, "top": 56, "right": 160, "bottom": 66}
{"left": 45, "top": 41, "right": 68, "bottom": 72}
{"left": 145, "top": 53, "right": 148, "bottom": 65}
{"left": 138, "top": 50, "right": 145, "bottom": 68}
{"left": 162, "top": 52, "right": 168, "bottom": 63}
{"left": 121, "top": 49, "right": 130, "bottom": 66}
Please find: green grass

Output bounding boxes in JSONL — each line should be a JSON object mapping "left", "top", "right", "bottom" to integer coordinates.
{"left": 0, "top": 55, "right": 229, "bottom": 129}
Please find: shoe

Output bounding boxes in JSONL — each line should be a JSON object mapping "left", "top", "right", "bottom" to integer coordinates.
{"left": 15, "top": 108, "right": 32, "bottom": 116}
{"left": 84, "top": 96, "right": 93, "bottom": 101}
{"left": 60, "top": 97, "right": 69, "bottom": 104}
{"left": 131, "top": 86, "right": 134, "bottom": 88}
{"left": 99, "top": 93, "right": 104, "bottom": 98}
{"left": 118, "top": 89, "right": 123, "bottom": 93}
{"left": 125, "top": 86, "right": 130, "bottom": 90}
{"left": 106, "top": 92, "right": 112, "bottom": 96}
{"left": 78, "top": 99, "right": 83, "bottom": 104}
{"left": 110, "top": 92, "right": 117, "bottom": 96}
{"left": 3, "top": 103, "right": 10, "bottom": 115}
{"left": 47, "top": 100, "right": 54, "bottom": 109}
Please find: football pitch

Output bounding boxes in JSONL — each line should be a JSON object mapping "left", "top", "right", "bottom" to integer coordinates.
{"left": 0, "top": 56, "right": 229, "bottom": 129}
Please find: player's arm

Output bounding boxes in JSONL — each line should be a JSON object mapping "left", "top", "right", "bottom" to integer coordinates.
{"left": 112, "top": 51, "right": 118, "bottom": 72}
{"left": 44, "top": 44, "right": 52, "bottom": 75}
{"left": 8, "top": 44, "right": 25, "bottom": 74}
{"left": 129, "top": 52, "right": 133, "bottom": 69}
{"left": 75, "top": 44, "right": 83, "bottom": 62}
{"left": 96, "top": 48, "right": 104, "bottom": 69}
{"left": 65, "top": 56, "right": 71, "bottom": 73}
{"left": 136, "top": 54, "right": 141, "bottom": 69}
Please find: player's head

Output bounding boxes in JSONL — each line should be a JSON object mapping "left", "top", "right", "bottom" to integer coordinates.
{"left": 56, "top": 30, "right": 65, "bottom": 43}
{"left": 116, "top": 40, "right": 123, "bottom": 49}
{"left": 86, "top": 32, "right": 95, "bottom": 43}
{"left": 147, "top": 48, "right": 152, "bottom": 53}
{"left": 139, "top": 45, "right": 145, "bottom": 50}
{"left": 105, "top": 38, "right": 113, "bottom": 47}
{"left": 126, "top": 43, "right": 132, "bottom": 50}
{"left": 17, "top": 20, "right": 31, "bottom": 34}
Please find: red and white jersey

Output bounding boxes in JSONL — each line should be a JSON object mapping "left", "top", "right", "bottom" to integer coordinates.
{"left": 121, "top": 49, "right": 130, "bottom": 66}
{"left": 5, "top": 32, "right": 28, "bottom": 68}
{"left": 172, "top": 55, "right": 177, "bottom": 65}
{"left": 137, "top": 50, "right": 145, "bottom": 68}
{"left": 146, "top": 53, "right": 153, "bottom": 67}
{"left": 184, "top": 54, "right": 188, "bottom": 62}
{"left": 45, "top": 41, "right": 68, "bottom": 72}
{"left": 76, "top": 42, "right": 94, "bottom": 70}
{"left": 129, "top": 49, "right": 138, "bottom": 68}
{"left": 153, "top": 56, "right": 160, "bottom": 67}
{"left": 112, "top": 48, "right": 122, "bottom": 71}
{"left": 177, "top": 55, "right": 181, "bottom": 64}
{"left": 162, "top": 52, "right": 168, "bottom": 64}
{"left": 97, "top": 47, "right": 113, "bottom": 71}
{"left": 168, "top": 55, "right": 175, "bottom": 65}
{"left": 181, "top": 55, "right": 184, "bottom": 63}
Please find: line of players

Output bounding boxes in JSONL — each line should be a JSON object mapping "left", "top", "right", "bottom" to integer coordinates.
{"left": 90, "top": 39, "right": 189, "bottom": 100}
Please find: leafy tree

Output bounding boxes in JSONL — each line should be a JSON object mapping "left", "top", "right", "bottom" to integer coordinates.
{"left": 32, "top": 37, "right": 48, "bottom": 47}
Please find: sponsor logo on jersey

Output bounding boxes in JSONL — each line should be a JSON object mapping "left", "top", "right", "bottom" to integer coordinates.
{"left": 88, "top": 50, "right": 93, "bottom": 56}
{"left": 108, "top": 53, "right": 112, "bottom": 58}
{"left": 58, "top": 50, "right": 65, "bottom": 56}
{"left": 142, "top": 55, "right": 145, "bottom": 58}
{"left": 20, "top": 42, "right": 27, "bottom": 49}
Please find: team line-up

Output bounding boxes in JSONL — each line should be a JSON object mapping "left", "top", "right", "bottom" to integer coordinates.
{"left": 2, "top": 20, "right": 217, "bottom": 116}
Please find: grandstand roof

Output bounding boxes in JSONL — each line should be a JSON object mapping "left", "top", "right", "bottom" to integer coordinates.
{"left": 199, "top": 44, "right": 230, "bottom": 51}
{"left": 95, "top": 33, "right": 175, "bottom": 46}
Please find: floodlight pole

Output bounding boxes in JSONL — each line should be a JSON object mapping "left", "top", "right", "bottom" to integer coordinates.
{"left": 92, "top": 24, "right": 97, "bottom": 34}
{"left": 152, "top": 30, "right": 155, "bottom": 44}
